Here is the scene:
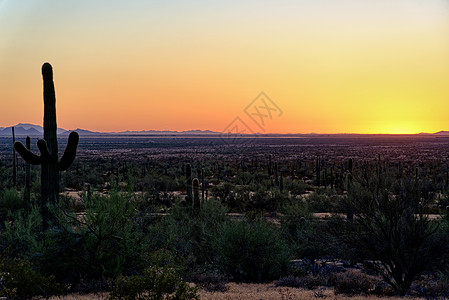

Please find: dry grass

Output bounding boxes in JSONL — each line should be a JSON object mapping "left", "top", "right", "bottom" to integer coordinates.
{"left": 49, "top": 283, "right": 425, "bottom": 299}
{"left": 49, "top": 293, "right": 109, "bottom": 299}
{"left": 199, "top": 283, "right": 423, "bottom": 300}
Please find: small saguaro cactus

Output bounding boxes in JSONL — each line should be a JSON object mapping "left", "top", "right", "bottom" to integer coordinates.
{"left": 12, "top": 127, "right": 17, "bottom": 187}
{"left": 14, "top": 63, "right": 79, "bottom": 223}
{"left": 348, "top": 158, "right": 353, "bottom": 174}
{"left": 193, "top": 178, "right": 200, "bottom": 212}
{"left": 201, "top": 168, "right": 205, "bottom": 201}
{"left": 24, "top": 136, "right": 31, "bottom": 202}
{"left": 185, "top": 163, "right": 192, "bottom": 205}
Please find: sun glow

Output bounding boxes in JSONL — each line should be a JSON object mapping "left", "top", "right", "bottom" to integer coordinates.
{"left": 377, "top": 123, "right": 426, "bottom": 135}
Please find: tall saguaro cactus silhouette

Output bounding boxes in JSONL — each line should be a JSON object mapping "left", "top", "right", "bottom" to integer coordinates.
{"left": 14, "top": 63, "right": 79, "bottom": 223}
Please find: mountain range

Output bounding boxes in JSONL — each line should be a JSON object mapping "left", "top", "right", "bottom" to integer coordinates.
{"left": 0, "top": 123, "right": 221, "bottom": 136}
{"left": 0, "top": 123, "right": 448, "bottom": 137}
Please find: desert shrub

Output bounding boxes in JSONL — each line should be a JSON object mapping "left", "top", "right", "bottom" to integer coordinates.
{"left": 147, "top": 199, "right": 227, "bottom": 274}
{"left": 307, "top": 191, "right": 333, "bottom": 213}
{"left": 336, "top": 176, "right": 449, "bottom": 295}
{"left": 189, "top": 271, "right": 229, "bottom": 292}
{"left": 280, "top": 201, "right": 331, "bottom": 276}
{"left": 108, "top": 266, "right": 198, "bottom": 300}
{"left": 210, "top": 182, "right": 234, "bottom": 204}
{"left": 0, "top": 206, "right": 43, "bottom": 257}
{"left": 0, "top": 188, "right": 23, "bottom": 209}
{"left": 243, "top": 187, "right": 289, "bottom": 213}
{"left": 212, "top": 219, "right": 291, "bottom": 282}
{"left": 0, "top": 257, "right": 64, "bottom": 299}
{"left": 0, "top": 189, "right": 24, "bottom": 222}
{"left": 333, "top": 269, "right": 378, "bottom": 296}
{"left": 284, "top": 178, "right": 308, "bottom": 196}
{"left": 276, "top": 275, "right": 324, "bottom": 290}
{"left": 414, "top": 273, "right": 449, "bottom": 298}
{"left": 55, "top": 191, "right": 144, "bottom": 280}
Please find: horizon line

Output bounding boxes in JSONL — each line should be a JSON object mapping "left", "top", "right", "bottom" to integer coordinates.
{"left": 1, "top": 122, "right": 448, "bottom": 136}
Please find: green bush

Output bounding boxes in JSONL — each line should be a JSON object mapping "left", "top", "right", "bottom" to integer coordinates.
{"left": 280, "top": 202, "right": 330, "bottom": 276}
{"left": 307, "top": 191, "right": 333, "bottom": 213}
{"left": 337, "top": 176, "right": 449, "bottom": 295}
{"left": 1, "top": 191, "right": 145, "bottom": 285}
{"left": 108, "top": 266, "right": 198, "bottom": 300}
{"left": 333, "top": 269, "right": 383, "bottom": 296}
{"left": 284, "top": 179, "right": 308, "bottom": 196}
{"left": 213, "top": 219, "right": 291, "bottom": 282}
{"left": 0, "top": 189, "right": 24, "bottom": 221}
{"left": 0, "top": 257, "right": 64, "bottom": 299}
{"left": 147, "top": 199, "right": 227, "bottom": 274}
{"left": 56, "top": 191, "right": 144, "bottom": 279}
{"left": 1, "top": 206, "right": 43, "bottom": 258}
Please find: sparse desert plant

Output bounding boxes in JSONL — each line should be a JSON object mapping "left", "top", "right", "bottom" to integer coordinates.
{"left": 189, "top": 271, "right": 229, "bottom": 292}
{"left": 147, "top": 198, "right": 227, "bottom": 275}
{"left": 336, "top": 175, "right": 449, "bottom": 295}
{"left": 275, "top": 275, "right": 325, "bottom": 290}
{"left": 0, "top": 256, "right": 64, "bottom": 299}
{"left": 333, "top": 269, "right": 381, "bottom": 296}
{"left": 1, "top": 205, "right": 43, "bottom": 258}
{"left": 108, "top": 266, "right": 199, "bottom": 300}
{"left": 55, "top": 191, "right": 143, "bottom": 280}
{"left": 0, "top": 188, "right": 24, "bottom": 221}
{"left": 280, "top": 201, "right": 330, "bottom": 276}
{"left": 212, "top": 218, "right": 291, "bottom": 283}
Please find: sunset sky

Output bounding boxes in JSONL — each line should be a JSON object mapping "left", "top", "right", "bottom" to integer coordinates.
{"left": 0, "top": 0, "right": 448, "bottom": 134}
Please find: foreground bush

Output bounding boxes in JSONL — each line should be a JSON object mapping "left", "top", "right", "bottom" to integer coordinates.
{"left": 146, "top": 199, "right": 227, "bottom": 274}
{"left": 333, "top": 269, "right": 384, "bottom": 296}
{"left": 213, "top": 219, "right": 291, "bottom": 282}
{"left": 1, "top": 191, "right": 145, "bottom": 288}
{"left": 0, "top": 257, "right": 64, "bottom": 299}
{"left": 108, "top": 266, "right": 198, "bottom": 300}
{"left": 338, "top": 176, "right": 449, "bottom": 295}
{"left": 56, "top": 191, "right": 144, "bottom": 280}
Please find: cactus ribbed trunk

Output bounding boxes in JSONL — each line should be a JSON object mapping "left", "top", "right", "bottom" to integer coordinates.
{"left": 185, "top": 163, "right": 192, "bottom": 205}
{"left": 201, "top": 168, "right": 205, "bottom": 202}
{"left": 24, "top": 136, "right": 31, "bottom": 202}
{"left": 193, "top": 178, "right": 200, "bottom": 212}
{"left": 12, "top": 127, "right": 17, "bottom": 187}
{"left": 42, "top": 63, "right": 59, "bottom": 205}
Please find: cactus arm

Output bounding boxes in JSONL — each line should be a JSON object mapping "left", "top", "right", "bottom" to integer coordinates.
{"left": 59, "top": 132, "right": 79, "bottom": 171}
{"left": 37, "top": 139, "right": 51, "bottom": 162}
{"left": 14, "top": 141, "right": 42, "bottom": 165}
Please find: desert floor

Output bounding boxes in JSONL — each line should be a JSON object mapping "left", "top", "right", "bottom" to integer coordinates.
{"left": 49, "top": 283, "right": 424, "bottom": 299}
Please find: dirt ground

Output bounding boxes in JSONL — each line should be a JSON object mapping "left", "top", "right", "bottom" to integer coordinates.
{"left": 49, "top": 283, "right": 424, "bottom": 299}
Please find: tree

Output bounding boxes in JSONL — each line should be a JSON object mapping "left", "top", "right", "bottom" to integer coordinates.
{"left": 338, "top": 175, "right": 449, "bottom": 295}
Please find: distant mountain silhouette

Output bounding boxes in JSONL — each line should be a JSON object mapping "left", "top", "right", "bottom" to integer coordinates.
{"left": 114, "top": 129, "right": 221, "bottom": 135}
{"left": 71, "top": 128, "right": 104, "bottom": 135}
{"left": 434, "top": 131, "right": 449, "bottom": 136}
{"left": 0, "top": 123, "right": 69, "bottom": 136}
{"left": 0, "top": 126, "right": 41, "bottom": 136}
{"left": 0, "top": 124, "right": 94, "bottom": 136}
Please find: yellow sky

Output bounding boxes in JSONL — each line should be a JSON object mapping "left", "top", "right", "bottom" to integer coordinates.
{"left": 0, "top": 0, "right": 448, "bottom": 134}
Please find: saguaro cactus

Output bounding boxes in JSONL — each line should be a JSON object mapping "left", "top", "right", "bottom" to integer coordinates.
{"left": 14, "top": 63, "right": 79, "bottom": 222}
{"left": 12, "top": 127, "right": 17, "bottom": 187}
{"left": 185, "top": 163, "right": 192, "bottom": 204}
{"left": 24, "top": 136, "right": 31, "bottom": 202}
{"left": 193, "top": 178, "right": 200, "bottom": 212}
